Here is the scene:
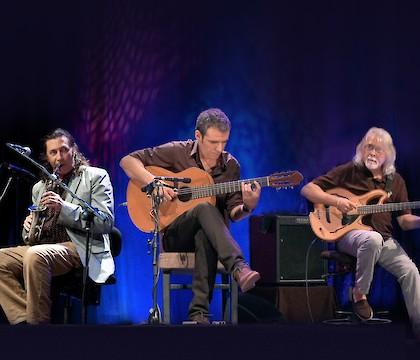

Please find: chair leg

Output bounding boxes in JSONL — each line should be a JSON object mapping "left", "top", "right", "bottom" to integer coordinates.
{"left": 63, "top": 295, "right": 71, "bottom": 324}
{"left": 221, "top": 274, "right": 230, "bottom": 322}
{"left": 163, "top": 271, "right": 171, "bottom": 324}
{"left": 221, "top": 273, "right": 238, "bottom": 324}
{"left": 230, "top": 275, "right": 238, "bottom": 325}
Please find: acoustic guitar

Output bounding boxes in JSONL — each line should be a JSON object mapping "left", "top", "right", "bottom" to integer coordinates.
{"left": 127, "top": 166, "right": 303, "bottom": 232}
{"left": 309, "top": 187, "right": 420, "bottom": 242}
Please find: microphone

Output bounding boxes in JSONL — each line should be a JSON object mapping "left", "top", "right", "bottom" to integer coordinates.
{"left": 1, "top": 162, "right": 36, "bottom": 180}
{"left": 154, "top": 176, "right": 191, "bottom": 183}
{"left": 6, "top": 143, "right": 32, "bottom": 155}
{"left": 141, "top": 182, "right": 156, "bottom": 194}
{"left": 141, "top": 176, "right": 191, "bottom": 194}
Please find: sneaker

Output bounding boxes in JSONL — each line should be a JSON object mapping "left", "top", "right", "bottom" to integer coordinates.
{"left": 352, "top": 299, "right": 373, "bottom": 321}
{"left": 187, "top": 312, "right": 210, "bottom": 325}
{"left": 233, "top": 263, "right": 260, "bottom": 292}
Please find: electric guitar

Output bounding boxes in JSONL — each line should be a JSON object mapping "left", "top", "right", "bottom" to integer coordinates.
{"left": 127, "top": 166, "right": 303, "bottom": 232}
{"left": 309, "top": 187, "right": 420, "bottom": 242}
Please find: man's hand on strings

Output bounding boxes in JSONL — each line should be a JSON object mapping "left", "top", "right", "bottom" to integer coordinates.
{"left": 335, "top": 197, "right": 357, "bottom": 213}
{"left": 156, "top": 182, "right": 177, "bottom": 202}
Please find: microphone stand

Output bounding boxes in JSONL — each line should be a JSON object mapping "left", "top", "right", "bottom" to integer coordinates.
{"left": 1, "top": 162, "right": 37, "bottom": 246}
{"left": 80, "top": 207, "right": 95, "bottom": 324}
{"left": 0, "top": 176, "right": 14, "bottom": 204}
{"left": 7, "top": 143, "right": 107, "bottom": 324}
{"left": 145, "top": 177, "right": 184, "bottom": 325}
{"left": 147, "top": 179, "right": 164, "bottom": 325}
{"left": 0, "top": 175, "right": 16, "bottom": 244}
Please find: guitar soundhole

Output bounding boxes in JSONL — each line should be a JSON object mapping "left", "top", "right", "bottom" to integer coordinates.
{"left": 177, "top": 187, "right": 192, "bottom": 202}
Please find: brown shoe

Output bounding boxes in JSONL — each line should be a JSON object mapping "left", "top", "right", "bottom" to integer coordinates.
{"left": 233, "top": 263, "right": 260, "bottom": 292}
{"left": 352, "top": 299, "right": 373, "bottom": 321}
{"left": 188, "top": 312, "right": 210, "bottom": 325}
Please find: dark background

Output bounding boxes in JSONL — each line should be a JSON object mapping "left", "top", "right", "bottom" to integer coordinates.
{"left": 0, "top": 0, "right": 419, "bottom": 324}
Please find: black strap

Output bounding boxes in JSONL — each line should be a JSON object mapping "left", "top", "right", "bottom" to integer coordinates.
{"left": 385, "top": 174, "right": 394, "bottom": 198}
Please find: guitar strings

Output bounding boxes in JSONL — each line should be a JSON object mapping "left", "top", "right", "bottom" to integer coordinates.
{"left": 312, "top": 201, "right": 420, "bottom": 216}
{"left": 173, "top": 171, "right": 298, "bottom": 196}
{"left": 175, "top": 176, "right": 277, "bottom": 196}
{"left": 176, "top": 181, "right": 268, "bottom": 199}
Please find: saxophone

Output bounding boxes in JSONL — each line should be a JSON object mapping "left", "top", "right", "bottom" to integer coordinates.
{"left": 24, "top": 163, "right": 61, "bottom": 245}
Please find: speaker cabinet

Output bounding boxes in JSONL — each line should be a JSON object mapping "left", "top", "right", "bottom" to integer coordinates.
{"left": 250, "top": 215, "right": 326, "bottom": 284}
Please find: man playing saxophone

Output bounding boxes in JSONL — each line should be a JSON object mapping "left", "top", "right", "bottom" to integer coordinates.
{"left": 24, "top": 162, "right": 63, "bottom": 245}
{"left": 0, "top": 128, "right": 114, "bottom": 324}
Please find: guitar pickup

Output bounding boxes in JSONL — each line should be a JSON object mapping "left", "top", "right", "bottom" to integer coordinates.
{"left": 325, "top": 206, "right": 331, "bottom": 223}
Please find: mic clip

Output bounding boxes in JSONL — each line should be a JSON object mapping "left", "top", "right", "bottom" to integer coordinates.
{"left": 141, "top": 179, "right": 177, "bottom": 196}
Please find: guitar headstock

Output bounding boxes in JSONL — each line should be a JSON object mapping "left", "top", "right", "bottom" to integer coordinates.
{"left": 268, "top": 171, "right": 303, "bottom": 189}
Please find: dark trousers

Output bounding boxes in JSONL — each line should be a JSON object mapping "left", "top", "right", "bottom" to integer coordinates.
{"left": 162, "top": 202, "right": 244, "bottom": 316}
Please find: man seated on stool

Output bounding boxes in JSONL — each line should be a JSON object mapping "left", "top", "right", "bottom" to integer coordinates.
{"left": 120, "top": 108, "right": 261, "bottom": 324}
{"left": 301, "top": 127, "right": 420, "bottom": 340}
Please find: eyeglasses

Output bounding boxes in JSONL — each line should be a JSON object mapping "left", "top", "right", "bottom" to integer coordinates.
{"left": 365, "top": 143, "right": 385, "bottom": 154}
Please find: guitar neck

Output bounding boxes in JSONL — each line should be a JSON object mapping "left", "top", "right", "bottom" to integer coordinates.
{"left": 358, "top": 201, "right": 420, "bottom": 215}
{"left": 191, "top": 177, "right": 270, "bottom": 199}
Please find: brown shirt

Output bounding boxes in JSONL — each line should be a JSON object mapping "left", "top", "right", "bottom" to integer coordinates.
{"left": 312, "top": 161, "right": 410, "bottom": 240}
{"left": 130, "top": 140, "right": 243, "bottom": 224}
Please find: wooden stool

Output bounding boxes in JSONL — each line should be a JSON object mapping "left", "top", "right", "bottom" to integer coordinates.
{"left": 159, "top": 252, "right": 238, "bottom": 324}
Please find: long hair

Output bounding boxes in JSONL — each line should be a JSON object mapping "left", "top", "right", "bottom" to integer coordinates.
{"left": 41, "top": 128, "right": 89, "bottom": 174}
{"left": 353, "top": 127, "right": 396, "bottom": 175}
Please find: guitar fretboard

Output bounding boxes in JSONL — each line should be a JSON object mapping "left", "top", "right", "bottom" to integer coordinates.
{"left": 358, "top": 201, "right": 420, "bottom": 214}
{"left": 176, "top": 177, "right": 270, "bottom": 199}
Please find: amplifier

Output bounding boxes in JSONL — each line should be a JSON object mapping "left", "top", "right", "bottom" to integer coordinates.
{"left": 250, "top": 215, "right": 326, "bottom": 284}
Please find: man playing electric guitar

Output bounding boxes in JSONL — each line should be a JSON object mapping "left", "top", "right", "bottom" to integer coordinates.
{"left": 120, "top": 108, "right": 262, "bottom": 324}
{"left": 301, "top": 127, "right": 420, "bottom": 340}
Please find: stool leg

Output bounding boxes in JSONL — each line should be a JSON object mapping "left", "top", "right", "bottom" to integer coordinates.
{"left": 231, "top": 275, "right": 238, "bottom": 324}
{"left": 63, "top": 295, "right": 71, "bottom": 324}
{"left": 163, "top": 271, "right": 171, "bottom": 324}
{"left": 221, "top": 274, "right": 230, "bottom": 322}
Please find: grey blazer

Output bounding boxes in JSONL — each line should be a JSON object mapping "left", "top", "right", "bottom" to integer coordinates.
{"left": 23, "top": 165, "right": 115, "bottom": 283}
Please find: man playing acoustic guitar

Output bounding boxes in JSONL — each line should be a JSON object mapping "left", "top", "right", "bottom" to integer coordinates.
{"left": 301, "top": 127, "right": 420, "bottom": 340}
{"left": 120, "top": 108, "right": 262, "bottom": 324}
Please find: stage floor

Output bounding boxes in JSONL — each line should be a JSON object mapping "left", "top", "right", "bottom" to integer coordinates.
{"left": 0, "top": 321, "right": 418, "bottom": 360}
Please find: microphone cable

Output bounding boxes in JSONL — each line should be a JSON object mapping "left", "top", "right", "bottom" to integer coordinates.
{"left": 304, "top": 237, "right": 318, "bottom": 323}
